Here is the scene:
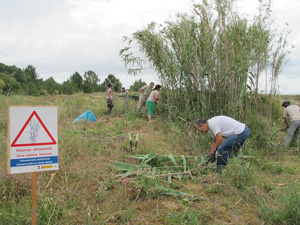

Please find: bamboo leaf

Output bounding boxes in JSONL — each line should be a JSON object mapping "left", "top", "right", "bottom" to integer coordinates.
{"left": 181, "top": 155, "right": 187, "bottom": 172}
{"left": 113, "top": 161, "right": 138, "bottom": 171}
{"left": 152, "top": 167, "right": 157, "bottom": 176}
{"left": 168, "top": 171, "right": 172, "bottom": 184}
{"left": 177, "top": 174, "right": 182, "bottom": 181}
{"left": 143, "top": 154, "right": 158, "bottom": 164}
{"left": 168, "top": 154, "right": 177, "bottom": 166}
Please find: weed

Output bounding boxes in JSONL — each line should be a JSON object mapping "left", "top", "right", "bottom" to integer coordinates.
{"left": 0, "top": 198, "right": 31, "bottom": 224}
{"left": 38, "top": 193, "right": 63, "bottom": 224}
{"left": 221, "top": 158, "right": 257, "bottom": 190}
{"left": 258, "top": 184, "right": 300, "bottom": 224}
{"left": 128, "top": 168, "right": 163, "bottom": 200}
{"left": 167, "top": 201, "right": 212, "bottom": 224}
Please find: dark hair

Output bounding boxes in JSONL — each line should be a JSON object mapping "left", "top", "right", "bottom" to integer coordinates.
{"left": 121, "top": 87, "right": 125, "bottom": 90}
{"left": 107, "top": 82, "right": 113, "bottom": 88}
{"left": 282, "top": 101, "right": 291, "bottom": 108}
{"left": 153, "top": 84, "right": 161, "bottom": 90}
{"left": 195, "top": 118, "right": 207, "bottom": 127}
{"left": 150, "top": 82, "right": 154, "bottom": 85}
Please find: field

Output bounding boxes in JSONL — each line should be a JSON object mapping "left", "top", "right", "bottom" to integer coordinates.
{"left": 1, "top": 93, "right": 300, "bottom": 224}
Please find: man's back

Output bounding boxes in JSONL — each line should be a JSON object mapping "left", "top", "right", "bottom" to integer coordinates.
{"left": 284, "top": 105, "right": 300, "bottom": 121}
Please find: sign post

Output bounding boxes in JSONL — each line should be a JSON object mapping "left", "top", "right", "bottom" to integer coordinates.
{"left": 7, "top": 106, "right": 59, "bottom": 224}
{"left": 31, "top": 172, "right": 37, "bottom": 225}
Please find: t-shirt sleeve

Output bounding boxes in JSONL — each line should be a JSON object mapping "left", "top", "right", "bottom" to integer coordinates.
{"left": 283, "top": 108, "right": 288, "bottom": 117}
{"left": 209, "top": 120, "right": 221, "bottom": 137}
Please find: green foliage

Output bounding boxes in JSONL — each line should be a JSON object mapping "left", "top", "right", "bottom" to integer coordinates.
{"left": 99, "top": 74, "right": 122, "bottom": 92}
{"left": 60, "top": 79, "right": 77, "bottom": 95}
{"left": 167, "top": 206, "right": 211, "bottom": 224}
{"left": 69, "top": 71, "right": 83, "bottom": 91}
{"left": 23, "top": 65, "right": 44, "bottom": 96}
{"left": 130, "top": 79, "right": 147, "bottom": 91}
{"left": 44, "top": 76, "right": 60, "bottom": 95}
{"left": 0, "top": 63, "right": 21, "bottom": 75}
{"left": 258, "top": 184, "right": 300, "bottom": 224}
{"left": 0, "top": 92, "right": 299, "bottom": 224}
{"left": 37, "top": 194, "right": 63, "bottom": 224}
{"left": 114, "top": 153, "right": 209, "bottom": 179}
{"left": 0, "top": 79, "right": 4, "bottom": 91}
{"left": 221, "top": 158, "right": 257, "bottom": 190}
{"left": 0, "top": 73, "right": 21, "bottom": 94}
{"left": 120, "top": 0, "right": 290, "bottom": 121}
{"left": 0, "top": 199, "right": 31, "bottom": 224}
{"left": 83, "top": 70, "right": 100, "bottom": 93}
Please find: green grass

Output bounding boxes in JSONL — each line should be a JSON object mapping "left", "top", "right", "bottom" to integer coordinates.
{"left": 1, "top": 92, "right": 300, "bottom": 224}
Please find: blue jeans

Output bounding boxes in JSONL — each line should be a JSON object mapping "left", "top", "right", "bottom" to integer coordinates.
{"left": 217, "top": 126, "right": 250, "bottom": 170}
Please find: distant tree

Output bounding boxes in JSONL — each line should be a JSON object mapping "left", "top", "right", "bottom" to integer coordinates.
{"left": 0, "top": 63, "right": 20, "bottom": 75}
{"left": 0, "top": 79, "right": 5, "bottom": 92}
{"left": 23, "top": 65, "right": 44, "bottom": 96}
{"left": 60, "top": 79, "right": 77, "bottom": 95}
{"left": 0, "top": 73, "right": 21, "bottom": 94}
{"left": 12, "top": 68, "right": 25, "bottom": 84}
{"left": 44, "top": 77, "right": 60, "bottom": 95}
{"left": 99, "top": 74, "right": 122, "bottom": 92}
{"left": 0, "top": 63, "right": 26, "bottom": 94}
{"left": 70, "top": 72, "right": 83, "bottom": 91}
{"left": 130, "top": 79, "right": 147, "bottom": 91}
{"left": 83, "top": 70, "right": 100, "bottom": 93}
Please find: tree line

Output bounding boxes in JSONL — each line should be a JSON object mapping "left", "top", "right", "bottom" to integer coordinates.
{"left": 0, "top": 62, "right": 147, "bottom": 96}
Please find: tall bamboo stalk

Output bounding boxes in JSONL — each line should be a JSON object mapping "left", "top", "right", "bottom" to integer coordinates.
{"left": 120, "top": 0, "right": 290, "bottom": 121}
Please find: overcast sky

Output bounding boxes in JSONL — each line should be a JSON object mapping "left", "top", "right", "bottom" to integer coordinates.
{"left": 0, "top": 0, "right": 299, "bottom": 94}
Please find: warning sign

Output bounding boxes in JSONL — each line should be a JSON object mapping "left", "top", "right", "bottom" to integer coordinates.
{"left": 11, "top": 111, "right": 57, "bottom": 147}
{"left": 8, "top": 106, "right": 59, "bottom": 174}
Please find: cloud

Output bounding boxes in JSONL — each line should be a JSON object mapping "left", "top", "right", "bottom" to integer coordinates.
{"left": 0, "top": 0, "right": 299, "bottom": 94}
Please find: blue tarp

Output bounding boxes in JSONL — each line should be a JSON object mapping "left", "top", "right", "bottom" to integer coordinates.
{"left": 73, "top": 110, "right": 96, "bottom": 123}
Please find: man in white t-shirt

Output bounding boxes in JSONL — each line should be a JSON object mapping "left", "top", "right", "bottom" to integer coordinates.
{"left": 195, "top": 116, "right": 250, "bottom": 173}
{"left": 282, "top": 101, "right": 300, "bottom": 147}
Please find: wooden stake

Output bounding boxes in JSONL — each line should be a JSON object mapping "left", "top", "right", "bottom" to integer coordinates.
{"left": 31, "top": 172, "right": 37, "bottom": 225}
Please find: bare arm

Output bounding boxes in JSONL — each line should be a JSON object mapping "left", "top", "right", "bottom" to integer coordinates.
{"left": 284, "top": 117, "right": 289, "bottom": 128}
{"left": 155, "top": 93, "right": 159, "bottom": 103}
{"left": 211, "top": 132, "right": 223, "bottom": 154}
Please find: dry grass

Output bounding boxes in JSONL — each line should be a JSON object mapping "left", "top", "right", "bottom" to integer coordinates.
{"left": 1, "top": 93, "right": 300, "bottom": 224}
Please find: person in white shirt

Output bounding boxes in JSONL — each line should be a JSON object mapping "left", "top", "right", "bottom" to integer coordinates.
{"left": 195, "top": 116, "right": 250, "bottom": 173}
{"left": 282, "top": 101, "right": 300, "bottom": 147}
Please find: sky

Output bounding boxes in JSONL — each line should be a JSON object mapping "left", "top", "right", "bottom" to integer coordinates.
{"left": 0, "top": 0, "right": 299, "bottom": 94}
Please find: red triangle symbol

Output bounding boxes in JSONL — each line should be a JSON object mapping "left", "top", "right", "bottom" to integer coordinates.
{"left": 11, "top": 111, "right": 57, "bottom": 147}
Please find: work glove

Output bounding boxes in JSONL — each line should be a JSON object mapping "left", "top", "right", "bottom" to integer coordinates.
{"left": 207, "top": 153, "right": 216, "bottom": 163}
